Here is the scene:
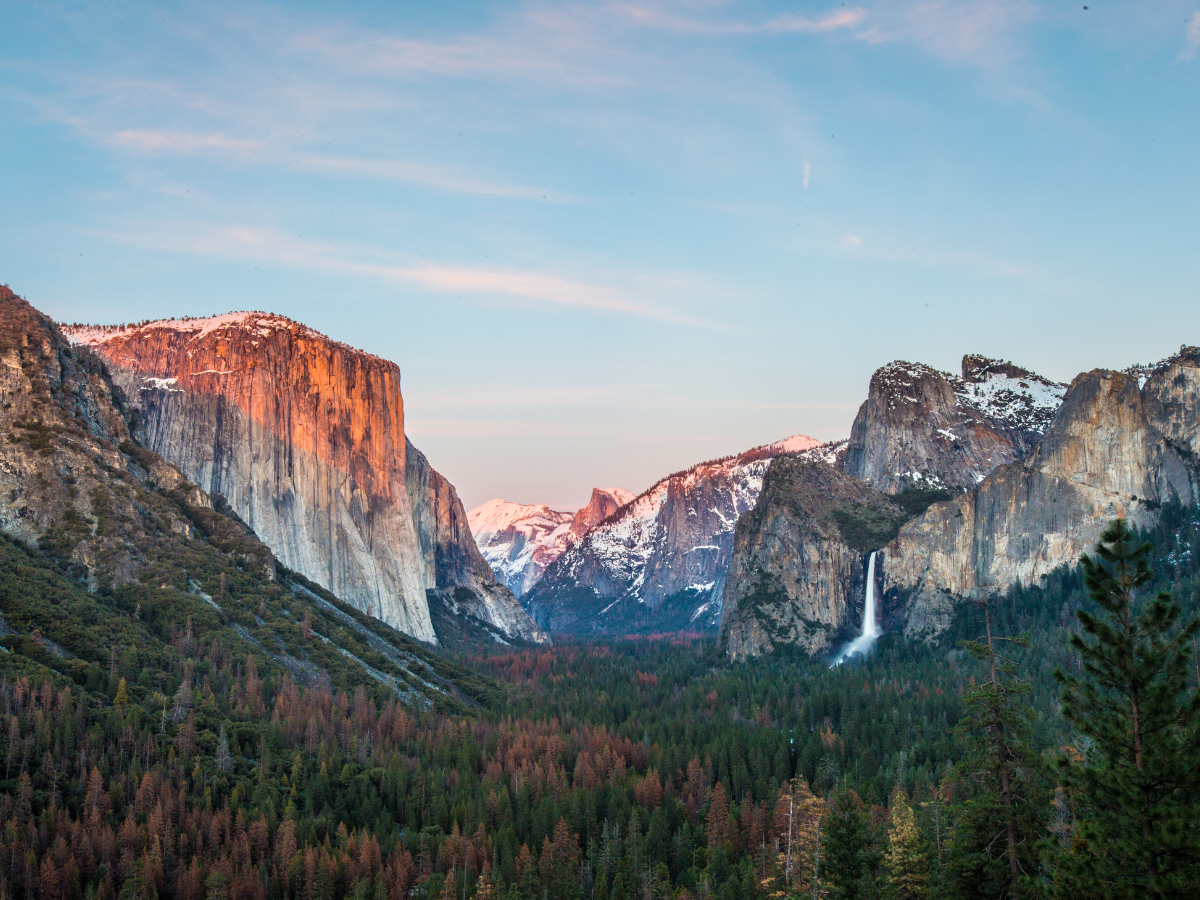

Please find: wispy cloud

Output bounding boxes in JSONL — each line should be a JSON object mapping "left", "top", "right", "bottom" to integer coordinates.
{"left": 102, "top": 128, "right": 565, "bottom": 199}
{"left": 110, "top": 129, "right": 263, "bottom": 154}
{"left": 290, "top": 153, "right": 568, "bottom": 200}
{"left": 613, "top": 5, "right": 867, "bottom": 35}
{"left": 858, "top": 0, "right": 1039, "bottom": 67}
{"left": 1181, "top": 11, "right": 1200, "bottom": 60}
{"left": 102, "top": 222, "right": 704, "bottom": 323}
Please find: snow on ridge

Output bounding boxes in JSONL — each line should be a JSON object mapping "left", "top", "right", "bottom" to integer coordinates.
{"left": 467, "top": 498, "right": 571, "bottom": 540}
{"left": 555, "top": 433, "right": 836, "bottom": 604}
{"left": 953, "top": 368, "right": 1066, "bottom": 435}
{"left": 62, "top": 312, "right": 389, "bottom": 365}
{"left": 64, "top": 312, "right": 265, "bottom": 346}
{"left": 601, "top": 432, "right": 826, "bottom": 524}
{"left": 1124, "top": 345, "right": 1200, "bottom": 385}
{"left": 873, "top": 356, "right": 1066, "bottom": 436}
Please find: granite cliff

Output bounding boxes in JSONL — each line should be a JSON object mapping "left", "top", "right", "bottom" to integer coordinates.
{"left": 467, "top": 487, "right": 634, "bottom": 597}
{"left": 65, "top": 313, "right": 544, "bottom": 646}
{"left": 883, "top": 351, "right": 1200, "bottom": 641}
{"left": 524, "top": 436, "right": 837, "bottom": 635}
{"left": 842, "top": 356, "right": 1066, "bottom": 494}
{"left": 719, "top": 458, "right": 906, "bottom": 660}
{"left": 0, "top": 286, "right": 497, "bottom": 705}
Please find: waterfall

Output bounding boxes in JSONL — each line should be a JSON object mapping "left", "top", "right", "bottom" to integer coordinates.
{"left": 831, "top": 551, "right": 880, "bottom": 666}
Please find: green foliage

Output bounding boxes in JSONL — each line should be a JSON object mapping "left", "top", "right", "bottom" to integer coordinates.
{"left": 886, "top": 791, "right": 928, "bottom": 900}
{"left": 892, "top": 486, "right": 962, "bottom": 519}
{"left": 830, "top": 505, "right": 911, "bottom": 552}
{"left": 1050, "top": 518, "right": 1200, "bottom": 899}
{"left": 948, "top": 600, "right": 1046, "bottom": 900}
{"left": 822, "top": 786, "right": 882, "bottom": 900}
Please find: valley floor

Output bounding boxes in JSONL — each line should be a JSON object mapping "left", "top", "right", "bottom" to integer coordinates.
{"left": 2, "top": 506, "right": 1200, "bottom": 900}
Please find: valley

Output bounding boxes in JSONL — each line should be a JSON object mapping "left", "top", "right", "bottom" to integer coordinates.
{"left": 1, "top": 284, "right": 1198, "bottom": 900}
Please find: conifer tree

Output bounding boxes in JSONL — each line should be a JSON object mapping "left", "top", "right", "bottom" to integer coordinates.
{"left": 1052, "top": 518, "right": 1200, "bottom": 899}
{"left": 948, "top": 591, "right": 1044, "bottom": 899}
{"left": 821, "top": 786, "right": 881, "bottom": 900}
{"left": 885, "top": 791, "right": 927, "bottom": 900}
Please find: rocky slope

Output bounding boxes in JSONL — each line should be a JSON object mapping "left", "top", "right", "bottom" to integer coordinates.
{"left": 468, "top": 487, "right": 634, "bottom": 597}
{"left": 719, "top": 458, "right": 906, "bottom": 660}
{"left": 524, "top": 436, "right": 837, "bottom": 635}
{"left": 842, "top": 355, "right": 1066, "bottom": 494}
{"left": 65, "top": 313, "right": 544, "bottom": 646}
{"left": 0, "top": 286, "right": 493, "bottom": 707}
{"left": 884, "top": 351, "right": 1200, "bottom": 641}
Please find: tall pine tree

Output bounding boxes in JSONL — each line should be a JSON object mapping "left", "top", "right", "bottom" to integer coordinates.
{"left": 1053, "top": 518, "right": 1200, "bottom": 899}
{"left": 885, "top": 791, "right": 927, "bottom": 900}
{"left": 821, "top": 786, "right": 881, "bottom": 900}
{"left": 947, "top": 591, "right": 1045, "bottom": 899}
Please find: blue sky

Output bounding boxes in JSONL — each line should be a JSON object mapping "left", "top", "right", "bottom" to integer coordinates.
{"left": 3, "top": 1, "right": 1199, "bottom": 510}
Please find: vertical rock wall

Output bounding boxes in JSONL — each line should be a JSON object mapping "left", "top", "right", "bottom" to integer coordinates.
{"left": 67, "top": 314, "right": 543, "bottom": 644}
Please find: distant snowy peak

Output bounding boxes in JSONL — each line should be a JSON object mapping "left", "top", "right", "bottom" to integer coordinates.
{"left": 468, "top": 488, "right": 634, "bottom": 597}
{"left": 570, "top": 487, "right": 636, "bottom": 539}
{"left": 525, "top": 433, "right": 829, "bottom": 633}
{"left": 467, "top": 499, "right": 572, "bottom": 541}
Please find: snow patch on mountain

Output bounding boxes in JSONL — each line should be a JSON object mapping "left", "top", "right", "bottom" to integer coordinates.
{"left": 63, "top": 312, "right": 385, "bottom": 363}
{"left": 468, "top": 486, "right": 635, "bottom": 597}
{"left": 527, "top": 434, "right": 835, "bottom": 633}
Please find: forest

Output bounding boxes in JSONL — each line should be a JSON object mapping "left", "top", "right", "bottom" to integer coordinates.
{"left": 1, "top": 503, "right": 1199, "bottom": 900}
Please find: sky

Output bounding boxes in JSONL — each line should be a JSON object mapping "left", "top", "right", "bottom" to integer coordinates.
{"left": 2, "top": 1, "right": 1199, "bottom": 511}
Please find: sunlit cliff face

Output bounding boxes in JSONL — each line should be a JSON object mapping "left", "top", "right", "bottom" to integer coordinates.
{"left": 68, "top": 313, "right": 409, "bottom": 505}
{"left": 64, "top": 313, "right": 546, "bottom": 647}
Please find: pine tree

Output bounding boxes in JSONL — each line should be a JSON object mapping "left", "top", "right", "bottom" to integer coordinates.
{"left": 1052, "top": 518, "right": 1200, "bottom": 899}
{"left": 114, "top": 677, "right": 128, "bottom": 709}
{"left": 885, "top": 791, "right": 927, "bottom": 900}
{"left": 949, "top": 590, "right": 1044, "bottom": 899}
{"left": 821, "top": 786, "right": 881, "bottom": 900}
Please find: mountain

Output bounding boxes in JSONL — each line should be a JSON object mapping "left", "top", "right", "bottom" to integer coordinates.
{"left": 717, "top": 349, "right": 1200, "bottom": 659}
{"left": 719, "top": 458, "right": 906, "bottom": 660}
{"left": 842, "top": 355, "right": 1066, "bottom": 494}
{"left": 64, "top": 312, "right": 545, "bottom": 647}
{"left": 884, "top": 351, "right": 1200, "bottom": 641}
{"left": 467, "top": 487, "right": 634, "bottom": 597}
{"left": 524, "top": 435, "right": 835, "bottom": 635}
{"left": 0, "top": 286, "right": 493, "bottom": 708}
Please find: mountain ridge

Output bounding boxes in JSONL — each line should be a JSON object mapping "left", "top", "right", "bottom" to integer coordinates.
{"left": 64, "top": 310, "right": 545, "bottom": 647}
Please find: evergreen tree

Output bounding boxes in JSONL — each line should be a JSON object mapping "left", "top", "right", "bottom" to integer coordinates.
{"left": 1053, "top": 518, "right": 1200, "bottom": 899}
{"left": 820, "top": 786, "right": 881, "bottom": 900}
{"left": 885, "top": 791, "right": 927, "bottom": 900}
{"left": 948, "top": 592, "right": 1044, "bottom": 899}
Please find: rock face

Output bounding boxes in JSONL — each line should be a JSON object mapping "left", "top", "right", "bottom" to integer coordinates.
{"left": 0, "top": 288, "right": 214, "bottom": 585}
{"left": 65, "top": 313, "right": 544, "bottom": 645}
{"left": 842, "top": 356, "right": 1066, "bottom": 494}
{"left": 884, "top": 355, "right": 1200, "bottom": 641}
{"left": 467, "top": 487, "right": 634, "bottom": 597}
{"left": 525, "top": 436, "right": 835, "bottom": 635}
{"left": 719, "top": 458, "right": 905, "bottom": 660}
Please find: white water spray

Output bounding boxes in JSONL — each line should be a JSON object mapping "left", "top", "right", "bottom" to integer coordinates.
{"left": 831, "top": 551, "right": 880, "bottom": 666}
